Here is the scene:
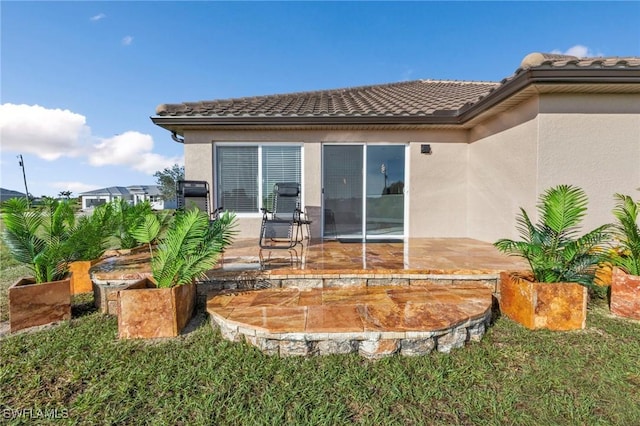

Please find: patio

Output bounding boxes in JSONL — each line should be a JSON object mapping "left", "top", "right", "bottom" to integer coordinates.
{"left": 204, "top": 238, "right": 527, "bottom": 357}
{"left": 87, "top": 238, "right": 529, "bottom": 356}
{"left": 204, "top": 237, "right": 528, "bottom": 291}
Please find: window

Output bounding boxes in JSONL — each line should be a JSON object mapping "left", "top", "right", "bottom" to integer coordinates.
{"left": 216, "top": 145, "right": 301, "bottom": 213}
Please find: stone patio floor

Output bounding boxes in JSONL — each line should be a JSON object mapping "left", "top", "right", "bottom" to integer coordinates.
{"left": 207, "top": 284, "right": 493, "bottom": 358}
{"left": 220, "top": 237, "right": 528, "bottom": 274}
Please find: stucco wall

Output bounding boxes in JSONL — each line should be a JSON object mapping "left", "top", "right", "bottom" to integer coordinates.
{"left": 183, "top": 132, "right": 214, "bottom": 195}
{"left": 467, "top": 93, "right": 640, "bottom": 243}
{"left": 467, "top": 97, "right": 539, "bottom": 242}
{"left": 537, "top": 93, "right": 640, "bottom": 232}
{"left": 408, "top": 142, "right": 468, "bottom": 237}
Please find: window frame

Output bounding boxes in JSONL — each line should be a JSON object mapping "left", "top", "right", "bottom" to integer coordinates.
{"left": 214, "top": 143, "right": 304, "bottom": 217}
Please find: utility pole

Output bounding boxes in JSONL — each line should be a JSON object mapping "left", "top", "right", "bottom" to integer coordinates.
{"left": 17, "top": 154, "right": 30, "bottom": 208}
{"left": 381, "top": 163, "right": 388, "bottom": 195}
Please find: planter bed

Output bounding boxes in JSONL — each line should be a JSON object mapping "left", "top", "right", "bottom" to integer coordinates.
{"left": 9, "top": 277, "right": 71, "bottom": 333}
{"left": 117, "top": 278, "right": 196, "bottom": 339}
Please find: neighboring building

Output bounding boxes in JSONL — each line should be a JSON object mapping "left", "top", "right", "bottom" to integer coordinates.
{"left": 0, "top": 188, "right": 27, "bottom": 203}
{"left": 79, "top": 185, "right": 174, "bottom": 210}
{"left": 151, "top": 52, "right": 640, "bottom": 242}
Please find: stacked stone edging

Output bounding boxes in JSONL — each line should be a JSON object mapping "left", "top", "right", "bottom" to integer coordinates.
{"left": 198, "top": 270, "right": 501, "bottom": 301}
{"left": 210, "top": 309, "right": 491, "bottom": 359}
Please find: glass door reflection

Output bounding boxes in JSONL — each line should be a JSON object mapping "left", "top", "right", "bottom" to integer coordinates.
{"left": 365, "top": 146, "right": 405, "bottom": 238}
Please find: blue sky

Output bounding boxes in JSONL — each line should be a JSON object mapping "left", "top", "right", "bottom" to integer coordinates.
{"left": 1, "top": 1, "right": 639, "bottom": 197}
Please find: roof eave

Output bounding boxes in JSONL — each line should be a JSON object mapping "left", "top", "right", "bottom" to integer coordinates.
{"left": 150, "top": 112, "right": 462, "bottom": 133}
{"left": 458, "top": 67, "right": 640, "bottom": 120}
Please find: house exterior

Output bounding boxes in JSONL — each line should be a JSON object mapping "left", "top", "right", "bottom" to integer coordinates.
{"left": 79, "top": 185, "right": 171, "bottom": 211}
{"left": 151, "top": 52, "right": 640, "bottom": 242}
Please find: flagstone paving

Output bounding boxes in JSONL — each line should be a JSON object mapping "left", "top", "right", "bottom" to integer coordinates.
{"left": 220, "top": 238, "right": 528, "bottom": 274}
{"left": 207, "top": 284, "right": 493, "bottom": 358}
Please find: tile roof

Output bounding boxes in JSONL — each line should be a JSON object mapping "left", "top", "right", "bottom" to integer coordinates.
{"left": 80, "top": 185, "right": 161, "bottom": 196}
{"left": 156, "top": 80, "right": 500, "bottom": 118}
{"left": 517, "top": 52, "right": 640, "bottom": 72}
{"left": 128, "top": 185, "right": 161, "bottom": 196}
{"left": 154, "top": 52, "right": 640, "bottom": 122}
{"left": 80, "top": 186, "right": 130, "bottom": 196}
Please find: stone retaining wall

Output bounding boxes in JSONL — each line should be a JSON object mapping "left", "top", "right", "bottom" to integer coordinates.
{"left": 197, "top": 270, "right": 501, "bottom": 302}
{"left": 210, "top": 310, "right": 491, "bottom": 359}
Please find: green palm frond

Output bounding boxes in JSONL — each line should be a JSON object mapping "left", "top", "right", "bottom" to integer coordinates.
{"left": 153, "top": 210, "right": 210, "bottom": 288}
{"left": 131, "top": 214, "right": 161, "bottom": 245}
{"left": 131, "top": 213, "right": 161, "bottom": 258}
{"left": 151, "top": 209, "right": 237, "bottom": 288}
{"left": 514, "top": 208, "right": 537, "bottom": 242}
{"left": 209, "top": 211, "right": 238, "bottom": 251}
{"left": 1, "top": 198, "right": 44, "bottom": 269}
{"left": 64, "top": 204, "right": 115, "bottom": 261}
{"left": 110, "top": 199, "right": 154, "bottom": 249}
{"left": 608, "top": 193, "right": 640, "bottom": 275}
{"left": 539, "top": 185, "right": 588, "bottom": 236}
{"left": 1, "top": 197, "right": 72, "bottom": 282}
{"left": 494, "top": 185, "right": 612, "bottom": 286}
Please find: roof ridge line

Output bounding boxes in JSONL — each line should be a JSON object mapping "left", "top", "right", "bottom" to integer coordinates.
{"left": 420, "top": 79, "right": 499, "bottom": 84}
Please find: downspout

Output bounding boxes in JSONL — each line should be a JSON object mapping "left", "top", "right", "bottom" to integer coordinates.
{"left": 171, "top": 132, "right": 184, "bottom": 144}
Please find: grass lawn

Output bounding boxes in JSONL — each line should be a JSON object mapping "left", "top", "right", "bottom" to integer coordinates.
{"left": 1, "top": 285, "right": 639, "bottom": 425}
{"left": 1, "top": 220, "right": 639, "bottom": 424}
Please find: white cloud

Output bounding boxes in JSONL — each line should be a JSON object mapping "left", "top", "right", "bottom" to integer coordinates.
{"left": 401, "top": 68, "right": 414, "bottom": 82}
{"left": 0, "top": 104, "right": 180, "bottom": 175}
{"left": 122, "top": 36, "right": 134, "bottom": 46}
{"left": 49, "top": 181, "right": 100, "bottom": 194}
{"left": 551, "top": 45, "right": 603, "bottom": 58}
{"left": 0, "top": 104, "right": 89, "bottom": 160}
{"left": 90, "top": 13, "right": 106, "bottom": 22}
{"left": 89, "top": 131, "right": 182, "bottom": 174}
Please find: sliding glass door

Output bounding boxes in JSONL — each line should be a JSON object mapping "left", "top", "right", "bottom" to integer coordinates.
{"left": 323, "top": 145, "right": 363, "bottom": 239}
{"left": 322, "top": 144, "right": 405, "bottom": 240}
{"left": 366, "top": 145, "right": 405, "bottom": 237}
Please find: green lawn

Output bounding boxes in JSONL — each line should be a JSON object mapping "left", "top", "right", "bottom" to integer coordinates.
{"left": 0, "top": 286, "right": 639, "bottom": 424}
{"left": 1, "top": 224, "right": 640, "bottom": 424}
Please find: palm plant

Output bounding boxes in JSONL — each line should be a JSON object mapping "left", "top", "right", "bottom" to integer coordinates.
{"left": 111, "top": 199, "right": 153, "bottom": 249}
{"left": 65, "top": 202, "right": 114, "bottom": 261}
{"left": 495, "top": 185, "right": 611, "bottom": 286}
{"left": 1, "top": 197, "right": 75, "bottom": 283}
{"left": 130, "top": 212, "right": 163, "bottom": 258}
{"left": 133, "top": 209, "right": 237, "bottom": 288}
{"left": 608, "top": 194, "right": 640, "bottom": 276}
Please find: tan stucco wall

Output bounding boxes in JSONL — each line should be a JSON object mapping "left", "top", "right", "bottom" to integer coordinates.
{"left": 467, "top": 93, "right": 640, "bottom": 242}
{"left": 467, "top": 98, "right": 540, "bottom": 242}
{"left": 183, "top": 131, "right": 214, "bottom": 189}
{"left": 409, "top": 142, "right": 468, "bottom": 237}
{"left": 537, "top": 93, "right": 640, "bottom": 232}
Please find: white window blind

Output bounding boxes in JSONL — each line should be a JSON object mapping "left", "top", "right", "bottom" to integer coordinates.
{"left": 216, "top": 145, "right": 301, "bottom": 213}
{"left": 216, "top": 146, "right": 259, "bottom": 212}
{"left": 262, "top": 146, "right": 301, "bottom": 210}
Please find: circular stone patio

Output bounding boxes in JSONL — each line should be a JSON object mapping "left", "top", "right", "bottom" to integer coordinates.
{"left": 207, "top": 285, "right": 493, "bottom": 358}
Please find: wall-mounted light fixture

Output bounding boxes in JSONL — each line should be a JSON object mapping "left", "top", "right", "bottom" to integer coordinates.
{"left": 420, "top": 144, "right": 432, "bottom": 155}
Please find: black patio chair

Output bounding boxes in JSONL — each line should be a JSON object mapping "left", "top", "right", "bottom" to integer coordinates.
{"left": 259, "top": 182, "right": 304, "bottom": 266}
{"left": 176, "top": 180, "right": 222, "bottom": 221}
{"left": 176, "top": 180, "right": 225, "bottom": 265}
